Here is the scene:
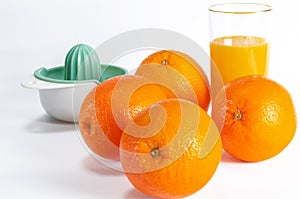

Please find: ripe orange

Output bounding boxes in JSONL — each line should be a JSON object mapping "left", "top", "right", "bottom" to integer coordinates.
{"left": 120, "top": 99, "right": 222, "bottom": 198}
{"left": 78, "top": 75, "right": 169, "bottom": 160}
{"left": 212, "top": 75, "right": 297, "bottom": 162}
{"left": 136, "top": 50, "right": 211, "bottom": 111}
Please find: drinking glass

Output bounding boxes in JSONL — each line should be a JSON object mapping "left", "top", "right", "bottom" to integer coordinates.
{"left": 209, "top": 3, "right": 272, "bottom": 84}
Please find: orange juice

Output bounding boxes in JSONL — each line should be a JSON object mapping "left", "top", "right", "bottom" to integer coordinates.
{"left": 210, "top": 36, "right": 269, "bottom": 84}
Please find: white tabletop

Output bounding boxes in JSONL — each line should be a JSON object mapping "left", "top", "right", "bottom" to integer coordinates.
{"left": 1, "top": 0, "right": 300, "bottom": 198}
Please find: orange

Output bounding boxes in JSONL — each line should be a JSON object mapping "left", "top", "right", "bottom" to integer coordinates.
{"left": 212, "top": 75, "right": 297, "bottom": 162}
{"left": 136, "top": 50, "right": 211, "bottom": 111}
{"left": 120, "top": 99, "right": 222, "bottom": 198}
{"left": 78, "top": 75, "right": 169, "bottom": 160}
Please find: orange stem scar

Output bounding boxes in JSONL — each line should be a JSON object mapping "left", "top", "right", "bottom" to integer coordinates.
{"left": 234, "top": 110, "right": 242, "bottom": 121}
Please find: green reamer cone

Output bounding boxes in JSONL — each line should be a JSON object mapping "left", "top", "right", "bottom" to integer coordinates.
{"left": 64, "top": 44, "right": 102, "bottom": 81}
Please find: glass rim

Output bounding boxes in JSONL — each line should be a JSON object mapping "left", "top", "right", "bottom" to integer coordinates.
{"left": 208, "top": 3, "right": 272, "bottom": 14}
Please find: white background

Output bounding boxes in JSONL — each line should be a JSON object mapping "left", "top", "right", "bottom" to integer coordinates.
{"left": 1, "top": 0, "right": 300, "bottom": 198}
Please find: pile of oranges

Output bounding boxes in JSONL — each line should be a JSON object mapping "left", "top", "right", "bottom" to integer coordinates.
{"left": 78, "top": 50, "right": 297, "bottom": 198}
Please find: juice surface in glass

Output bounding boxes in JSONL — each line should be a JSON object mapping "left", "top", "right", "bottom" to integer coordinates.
{"left": 210, "top": 36, "right": 269, "bottom": 84}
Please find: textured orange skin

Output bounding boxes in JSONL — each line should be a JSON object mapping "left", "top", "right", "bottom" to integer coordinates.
{"left": 120, "top": 99, "right": 222, "bottom": 198}
{"left": 212, "top": 75, "right": 297, "bottom": 162}
{"left": 138, "top": 50, "right": 211, "bottom": 111}
{"left": 79, "top": 75, "right": 168, "bottom": 160}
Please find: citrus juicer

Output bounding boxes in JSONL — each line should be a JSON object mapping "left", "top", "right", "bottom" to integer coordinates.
{"left": 21, "top": 44, "right": 128, "bottom": 122}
